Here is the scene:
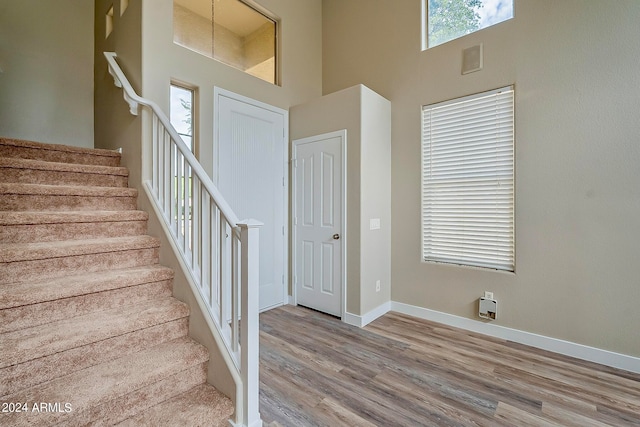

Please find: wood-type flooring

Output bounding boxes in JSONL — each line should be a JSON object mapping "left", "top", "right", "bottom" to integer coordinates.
{"left": 259, "top": 305, "right": 640, "bottom": 427}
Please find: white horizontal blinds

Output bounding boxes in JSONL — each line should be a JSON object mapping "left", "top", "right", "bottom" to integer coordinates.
{"left": 422, "top": 87, "right": 514, "bottom": 271}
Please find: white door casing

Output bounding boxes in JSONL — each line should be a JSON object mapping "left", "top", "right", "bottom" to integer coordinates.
{"left": 214, "top": 88, "right": 288, "bottom": 312}
{"left": 292, "top": 130, "right": 346, "bottom": 318}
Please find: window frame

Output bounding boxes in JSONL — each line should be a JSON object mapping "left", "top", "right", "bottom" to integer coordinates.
{"left": 172, "top": 0, "right": 279, "bottom": 85}
{"left": 422, "top": 0, "right": 514, "bottom": 50}
{"left": 170, "top": 82, "right": 197, "bottom": 155}
{"left": 421, "top": 86, "right": 515, "bottom": 272}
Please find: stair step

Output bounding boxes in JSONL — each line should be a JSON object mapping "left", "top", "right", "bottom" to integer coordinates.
{"left": 73, "top": 362, "right": 208, "bottom": 427}
{"left": 2, "top": 337, "right": 209, "bottom": 427}
{"left": 0, "top": 137, "right": 120, "bottom": 167}
{"left": 115, "top": 384, "right": 234, "bottom": 427}
{"left": 0, "top": 183, "right": 138, "bottom": 211}
{"left": 0, "top": 264, "right": 173, "bottom": 310}
{"left": 0, "top": 157, "right": 129, "bottom": 187}
{"left": 0, "top": 265, "right": 174, "bottom": 333}
{"left": 0, "top": 235, "right": 160, "bottom": 284}
{"left": 1, "top": 297, "right": 189, "bottom": 369}
{"left": 1, "top": 318, "right": 187, "bottom": 398}
{"left": 0, "top": 210, "right": 148, "bottom": 243}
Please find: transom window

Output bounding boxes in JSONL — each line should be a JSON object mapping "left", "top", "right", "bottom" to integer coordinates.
{"left": 421, "top": 87, "right": 515, "bottom": 271}
{"left": 424, "top": 0, "right": 514, "bottom": 49}
{"left": 173, "top": 0, "right": 277, "bottom": 85}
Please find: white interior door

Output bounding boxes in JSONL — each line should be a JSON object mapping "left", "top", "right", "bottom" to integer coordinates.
{"left": 293, "top": 131, "right": 345, "bottom": 317}
{"left": 215, "top": 88, "right": 287, "bottom": 312}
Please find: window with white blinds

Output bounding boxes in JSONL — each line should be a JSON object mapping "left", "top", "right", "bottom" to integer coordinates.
{"left": 421, "top": 86, "right": 514, "bottom": 271}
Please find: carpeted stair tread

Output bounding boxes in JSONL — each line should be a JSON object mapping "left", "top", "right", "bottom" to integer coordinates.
{"left": 0, "top": 235, "right": 159, "bottom": 264}
{"left": 2, "top": 337, "right": 209, "bottom": 427}
{"left": 0, "top": 210, "right": 149, "bottom": 243}
{"left": 0, "top": 210, "right": 147, "bottom": 225}
{"left": 73, "top": 364, "right": 208, "bottom": 427}
{"left": 1, "top": 280, "right": 173, "bottom": 334}
{"left": 0, "top": 157, "right": 129, "bottom": 187}
{"left": 0, "top": 265, "right": 173, "bottom": 310}
{"left": 0, "top": 157, "right": 128, "bottom": 176}
{"left": 115, "top": 384, "right": 234, "bottom": 427}
{"left": 0, "top": 183, "right": 138, "bottom": 212}
{"left": 0, "top": 318, "right": 188, "bottom": 398}
{"left": 0, "top": 137, "right": 120, "bottom": 166}
{"left": 0, "top": 265, "right": 175, "bottom": 333}
{"left": 0, "top": 241, "right": 160, "bottom": 285}
{"left": 1, "top": 297, "right": 190, "bottom": 369}
{"left": 0, "top": 182, "right": 137, "bottom": 197}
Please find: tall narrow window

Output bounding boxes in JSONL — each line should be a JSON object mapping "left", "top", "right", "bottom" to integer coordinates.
{"left": 173, "top": 0, "right": 277, "bottom": 85}
{"left": 170, "top": 84, "right": 194, "bottom": 152}
{"left": 421, "top": 87, "right": 515, "bottom": 271}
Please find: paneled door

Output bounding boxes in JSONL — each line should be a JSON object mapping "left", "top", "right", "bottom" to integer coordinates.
{"left": 293, "top": 130, "right": 345, "bottom": 317}
{"left": 215, "top": 88, "right": 287, "bottom": 312}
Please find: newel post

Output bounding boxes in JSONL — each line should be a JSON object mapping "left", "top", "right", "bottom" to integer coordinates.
{"left": 238, "top": 219, "right": 263, "bottom": 427}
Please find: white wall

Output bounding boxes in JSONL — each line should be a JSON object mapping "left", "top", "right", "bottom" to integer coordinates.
{"left": 0, "top": 0, "right": 94, "bottom": 148}
{"left": 323, "top": 0, "right": 640, "bottom": 357}
{"left": 359, "top": 87, "right": 391, "bottom": 315}
{"left": 291, "top": 85, "right": 391, "bottom": 317}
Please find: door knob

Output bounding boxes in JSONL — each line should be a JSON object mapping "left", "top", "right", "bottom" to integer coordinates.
{"left": 333, "top": 234, "right": 340, "bottom": 240}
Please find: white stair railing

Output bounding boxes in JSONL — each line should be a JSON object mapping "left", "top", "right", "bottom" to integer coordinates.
{"left": 104, "top": 52, "right": 262, "bottom": 427}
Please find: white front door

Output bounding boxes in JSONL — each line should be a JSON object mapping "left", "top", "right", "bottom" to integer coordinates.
{"left": 293, "top": 131, "right": 345, "bottom": 317}
{"left": 215, "top": 88, "right": 287, "bottom": 312}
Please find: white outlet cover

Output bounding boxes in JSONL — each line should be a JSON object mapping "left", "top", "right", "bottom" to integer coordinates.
{"left": 479, "top": 297, "right": 497, "bottom": 320}
{"left": 370, "top": 218, "right": 381, "bottom": 230}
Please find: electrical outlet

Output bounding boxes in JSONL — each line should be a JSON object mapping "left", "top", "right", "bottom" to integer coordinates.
{"left": 375, "top": 280, "right": 381, "bottom": 292}
{"left": 484, "top": 291, "right": 494, "bottom": 300}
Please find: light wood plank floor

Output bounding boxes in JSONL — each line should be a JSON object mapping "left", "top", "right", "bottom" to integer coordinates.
{"left": 259, "top": 305, "right": 640, "bottom": 427}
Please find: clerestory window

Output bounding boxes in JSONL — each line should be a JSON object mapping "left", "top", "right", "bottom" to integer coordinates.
{"left": 423, "top": 0, "right": 514, "bottom": 49}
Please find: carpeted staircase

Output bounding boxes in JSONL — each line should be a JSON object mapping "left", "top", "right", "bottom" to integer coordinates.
{"left": 0, "top": 137, "right": 234, "bottom": 426}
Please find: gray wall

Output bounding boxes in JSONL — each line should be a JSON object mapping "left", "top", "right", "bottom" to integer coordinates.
{"left": 323, "top": 0, "right": 640, "bottom": 357}
{"left": 0, "top": 0, "right": 94, "bottom": 147}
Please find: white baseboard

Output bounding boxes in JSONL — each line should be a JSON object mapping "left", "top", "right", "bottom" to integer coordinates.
{"left": 343, "top": 301, "right": 391, "bottom": 328}
{"left": 311, "top": 298, "right": 640, "bottom": 374}
{"left": 390, "top": 301, "right": 640, "bottom": 374}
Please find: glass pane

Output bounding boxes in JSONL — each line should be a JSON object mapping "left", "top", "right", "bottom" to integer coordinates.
{"left": 170, "top": 85, "right": 193, "bottom": 151}
{"left": 428, "top": 0, "right": 513, "bottom": 48}
{"left": 173, "top": 0, "right": 276, "bottom": 84}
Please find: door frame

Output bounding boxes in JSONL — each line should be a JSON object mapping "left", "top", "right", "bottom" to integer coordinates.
{"left": 213, "top": 87, "right": 289, "bottom": 312}
{"left": 291, "top": 130, "right": 347, "bottom": 319}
